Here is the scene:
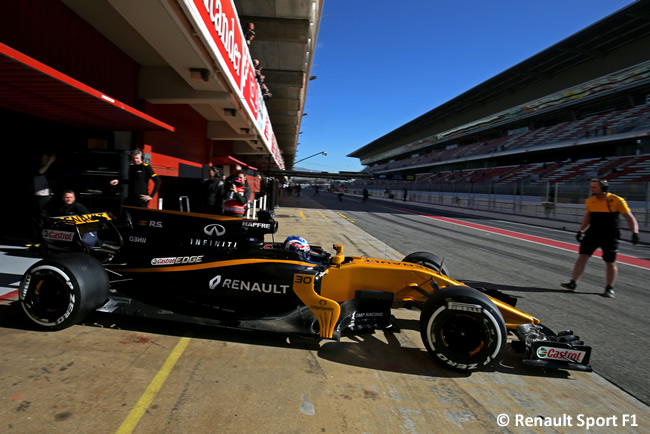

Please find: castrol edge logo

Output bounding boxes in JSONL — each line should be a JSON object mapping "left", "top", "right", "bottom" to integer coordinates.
{"left": 42, "top": 229, "right": 74, "bottom": 242}
{"left": 536, "top": 346, "right": 586, "bottom": 363}
{"left": 151, "top": 255, "right": 204, "bottom": 266}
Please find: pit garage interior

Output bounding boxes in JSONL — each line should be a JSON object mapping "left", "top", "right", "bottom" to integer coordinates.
{"left": 0, "top": 0, "right": 323, "bottom": 242}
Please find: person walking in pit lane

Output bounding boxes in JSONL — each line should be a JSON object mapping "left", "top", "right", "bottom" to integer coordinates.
{"left": 561, "top": 179, "right": 639, "bottom": 298}
{"left": 110, "top": 148, "right": 161, "bottom": 208}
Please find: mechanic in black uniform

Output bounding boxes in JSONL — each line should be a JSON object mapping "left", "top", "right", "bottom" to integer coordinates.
{"left": 203, "top": 166, "right": 224, "bottom": 214}
{"left": 46, "top": 189, "right": 98, "bottom": 248}
{"left": 110, "top": 148, "right": 161, "bottom": 207}
{"left": 561, "top": 179, "right": 639, "bottom": 298}
{"left": 47, "top": 189, "right": 90, "bottom": 216}
{"left": 29, "top": 152, "right": 56, "bottom": 246}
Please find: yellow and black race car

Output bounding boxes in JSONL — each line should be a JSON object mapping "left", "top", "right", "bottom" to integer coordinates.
{"left": 20, "top": 207, "right": 591, "bottom": 372}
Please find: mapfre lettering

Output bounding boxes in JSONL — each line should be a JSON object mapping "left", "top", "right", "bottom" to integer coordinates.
{"left": 242, "top": 221, "right": 271, "bottom": 229}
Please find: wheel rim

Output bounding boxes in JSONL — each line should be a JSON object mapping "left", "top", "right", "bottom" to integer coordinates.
{"left": 21, "top": 266, "right": 75, "bottom": 325}
{"left": 437, "top": 314, "right": 488, "bottom": 357}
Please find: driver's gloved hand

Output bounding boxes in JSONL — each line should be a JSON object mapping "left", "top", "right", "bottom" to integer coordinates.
{"left": 576, "top": 231, "right": 585, "bottom": 242}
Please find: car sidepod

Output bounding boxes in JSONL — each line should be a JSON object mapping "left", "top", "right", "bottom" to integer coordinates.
{"left": 109, "top": 256, "right": 322, "bottom": 321}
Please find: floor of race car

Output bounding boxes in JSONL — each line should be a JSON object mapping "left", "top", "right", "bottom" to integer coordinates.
{"left": 0, "top": 194, "right": 648, "bottom": 433}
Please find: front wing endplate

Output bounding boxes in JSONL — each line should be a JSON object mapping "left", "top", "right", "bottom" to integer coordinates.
{"left": 292, "top": 273, "right": 340, "bottom": 339}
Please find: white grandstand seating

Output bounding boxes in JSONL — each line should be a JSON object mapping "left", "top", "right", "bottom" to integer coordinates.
{"left": 405, "top": 155, "right": 650, "bottom": 186}
{"left": 366, "top": 103, "right": 650, "bottom": 185}
{"left": 603, "top": 155, "right": 650, "bottom": 183}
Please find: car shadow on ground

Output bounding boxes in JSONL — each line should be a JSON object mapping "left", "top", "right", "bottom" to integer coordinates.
{"left": 0, "top": 272, "right": 23, "bottom": 293}
{"left": 0, "top": 300, "right": 572, "bottom": 380}
{"left": 462, "top": 280, "right": 610, "bottom": 297}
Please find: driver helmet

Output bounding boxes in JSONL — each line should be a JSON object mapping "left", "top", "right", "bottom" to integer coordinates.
{"left": 283, "top": 235, "right": 310, "bottom": 258}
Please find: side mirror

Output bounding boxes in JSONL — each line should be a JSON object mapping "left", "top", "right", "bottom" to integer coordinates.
{"left": 332, "top": 243, "right": 344, "bottom": 255}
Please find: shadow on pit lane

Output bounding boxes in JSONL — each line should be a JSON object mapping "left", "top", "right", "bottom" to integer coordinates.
{"left": 317, "top": 316, "right": 570, "bottom": 379}
{"left": 462, "top": 280, "right": 610, "bottom": 297}
{"left": 0, "top": 301, "right": 570, "bottom": 380}
{"left": 0, "top": 272, "right": 24, "bottom": 290}
{"left": 0, "top": 245, "right": 44, "bottom": 259}
{"left": 277, "top": 192, "right": 494, "bottom": 221}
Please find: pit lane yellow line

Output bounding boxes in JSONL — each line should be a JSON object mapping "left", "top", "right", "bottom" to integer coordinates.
{"left": 115, "top": 336, "right": 191, "bottom": 434}
{"left": 318, "top": 211, "right": 330, "bottom": 221}
{"left": 336, "top": 212, "right": 355, "bottom": 223}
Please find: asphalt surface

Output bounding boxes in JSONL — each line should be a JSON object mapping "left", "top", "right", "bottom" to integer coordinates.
{"left": 1, "top": 193, "right": 648, "bottom": 432}
{"left": 293, "top": 190, "right": 650, "bottom": 406}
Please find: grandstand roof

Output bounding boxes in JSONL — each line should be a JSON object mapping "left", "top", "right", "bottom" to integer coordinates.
{"left": 349, "top": 0, "right": 650, "bottom": 159}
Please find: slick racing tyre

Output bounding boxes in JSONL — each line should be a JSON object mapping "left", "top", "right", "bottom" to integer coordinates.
{"left": 402, "top": 252, "right": 449, "bottom": 276}
{"left": 19, "top": 253, "right": 109, "bottom": 330}
{"left": 420, "top": 286, "right": 506, "bottom": 371}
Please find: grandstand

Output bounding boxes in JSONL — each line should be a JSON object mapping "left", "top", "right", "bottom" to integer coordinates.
{"left": 348, "top": 1, "right": 650, "bottom": 199}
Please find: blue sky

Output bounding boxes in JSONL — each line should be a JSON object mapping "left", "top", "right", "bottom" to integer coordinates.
{"left": 293, "top": 0, "right": 636, "bottom": 172}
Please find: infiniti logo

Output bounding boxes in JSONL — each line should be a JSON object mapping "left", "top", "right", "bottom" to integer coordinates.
{"left": 204, "top": 224, "right": 226, "bottom": 237}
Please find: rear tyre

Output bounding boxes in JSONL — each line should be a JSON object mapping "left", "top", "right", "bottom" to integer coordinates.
{"left": 420, "top": 286, "right": 506, "bottom": 371}
{"left": 402, "top": 252, "right": 449, "bottom": 276}
{"left": 19, "top": 253, "right": 109, "bottom": 330}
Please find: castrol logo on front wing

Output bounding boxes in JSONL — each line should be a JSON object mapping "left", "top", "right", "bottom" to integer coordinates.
{"left": 536, "top": 346, "right": 586, "bottom": 363}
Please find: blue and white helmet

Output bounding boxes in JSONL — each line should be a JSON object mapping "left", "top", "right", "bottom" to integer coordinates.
{"left": 283, "top": 235, "right": 310, "bottom": 256}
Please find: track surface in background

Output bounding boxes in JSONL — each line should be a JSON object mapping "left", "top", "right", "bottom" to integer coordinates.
{"left": 307, "top": 191, "right": 650, "bottom": 405}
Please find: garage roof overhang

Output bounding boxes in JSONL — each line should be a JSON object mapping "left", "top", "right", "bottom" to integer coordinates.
{"left": 269, "top": 170, "right": 372, "bottom": 180}
{"left": 0, "top": 42, "right": 174, "bottom": 132}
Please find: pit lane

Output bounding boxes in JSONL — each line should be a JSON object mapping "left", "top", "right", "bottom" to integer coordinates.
{"left": 0, "top": 194, "right": 648, "bottom": 432}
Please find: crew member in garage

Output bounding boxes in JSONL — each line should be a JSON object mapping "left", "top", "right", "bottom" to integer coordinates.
{"left": 47, "top": 189, "right": 90, "bottom": 216}
{"left": 223, "top": 170, "right": 251, "bottom": 217}
{"left": 46, "top": 189, "right": 98, "bottom": 248}
{"left": 561, "top": 179, "right": 639, "bottom": 298}
{"left": 203, "top": 166, "right": 225, "bottom": 214}
{"left": 110, "top": 148, "right": 160, "bottom": 208}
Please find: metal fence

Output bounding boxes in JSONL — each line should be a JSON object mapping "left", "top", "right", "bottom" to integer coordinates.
{"left": 349, "top": 181, "right": 650, "bottom": 228}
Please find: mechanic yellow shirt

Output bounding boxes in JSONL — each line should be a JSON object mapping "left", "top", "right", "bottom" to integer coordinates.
{"left": 585, "top": 193, "right": 630, "bottom": 234}
{"left": 585, "top": 193, "right": 630, "bottom": 213}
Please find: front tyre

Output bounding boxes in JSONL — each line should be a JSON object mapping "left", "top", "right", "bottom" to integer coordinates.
{"left": 402, "top": 252, "right": 449, "bottom": 276}
{"left": 420, "top": 286, "right": 506, "bottom": 371}
{"left": 19, "top": 253, "right": 109, "bottom": 330}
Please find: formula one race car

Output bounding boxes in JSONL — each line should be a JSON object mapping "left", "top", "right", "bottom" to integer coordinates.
{"left": 20, "top": 207, "right": 592, "bottom": 372}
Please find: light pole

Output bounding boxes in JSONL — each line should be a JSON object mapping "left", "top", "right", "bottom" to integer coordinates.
{"left": 294, "top": 151, "right": 327, "bottom": 165}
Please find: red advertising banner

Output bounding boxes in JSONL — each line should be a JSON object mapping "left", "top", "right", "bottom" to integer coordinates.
{"left": 182, "top": 0, "right": 284, "bottom": 169}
